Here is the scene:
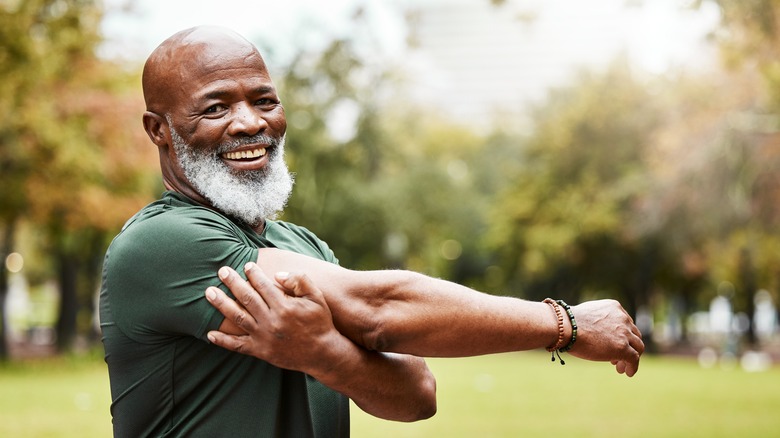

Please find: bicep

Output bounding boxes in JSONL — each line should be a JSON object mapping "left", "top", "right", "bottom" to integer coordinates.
{"left": 254, "top": 248, "right": 387, "bottom": 341}
{"left": 109, "top": 214, "right": 257, "bottom": 341}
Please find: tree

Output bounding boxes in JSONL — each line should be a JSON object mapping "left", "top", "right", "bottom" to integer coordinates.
{"left": 0, "top": 0, "right": 157, "bottom": 356}
{"left": 486, "top": 61, "right": 664, "bottom": 309}
{"left": 277, "top": 37, "right": 506, "bottom": 280}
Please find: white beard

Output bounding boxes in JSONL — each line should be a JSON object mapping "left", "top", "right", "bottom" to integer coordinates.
{"left": 170, "top": 126, "right": 294, "bottom": 226}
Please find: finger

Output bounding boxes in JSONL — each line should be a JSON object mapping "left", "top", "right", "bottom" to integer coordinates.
{"left": 273, "top": 271, "right": 299, "bottom": 297}
{"left": 275, "top": 271, "right": 325, "bottom": 303}
{"left": 244, "top": 262, "right": 285, "bottom": 307}
{"left": 615, "top": 360, "right": 627, "bottom": 375}
{"left": 218, "top": 265, "right": 270, "bottom": 312}
{"left": 625, "top": 358, "right": 639, "bottom": 377}
{"left": 623, "top": 347, "right": 641, "bottom": 377}
{"left": 206, "top": 286, "right": 257, "bottom": 330}
{"left": 629, "top": 332, "right": 645, "bottom": 356}
{"left": 629, "top": 321, "right": 643, "bottom": 339}
{"left": 207, "top": 330, "right": 249, "bottom": 354}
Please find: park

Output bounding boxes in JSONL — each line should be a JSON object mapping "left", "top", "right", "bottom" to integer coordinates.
{"left": 1, "top": 0, "right": 779, "bottom": 436}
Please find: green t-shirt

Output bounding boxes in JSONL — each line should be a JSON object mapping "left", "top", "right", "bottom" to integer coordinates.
{"left": 99, "top": 191, "right": 349, "bottom": 437}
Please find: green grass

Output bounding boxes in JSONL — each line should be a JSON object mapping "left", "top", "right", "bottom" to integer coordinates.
{"left": 0, "top": 355, "right": 113, "bottom": 437}
{"left": 1, "top": 352, "right": 778, "bottom": 437}
{"left": 352, "top": 352, "right": 780, "bottom": 437}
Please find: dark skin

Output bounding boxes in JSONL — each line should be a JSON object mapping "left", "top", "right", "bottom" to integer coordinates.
{"left": 142, "top": 26, "right": 286, "bottom": 228}
{"left": 142, "top": 27, "right": 436, "bottom": 422}
{"left": 142, "top": 25, "right": 644, "bottom": 423}
{"left": 207, "top": 249, "right": 642, "bottom": 369}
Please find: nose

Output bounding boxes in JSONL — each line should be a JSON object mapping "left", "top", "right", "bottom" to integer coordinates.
{"left": 227, "top": 102, "right": 268, "bottom": 136}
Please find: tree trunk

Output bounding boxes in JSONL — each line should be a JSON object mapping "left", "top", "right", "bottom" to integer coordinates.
{"left": 55, "top": 252, "right": 79, "bottom": 353}
{"left": 81, "top": 233, "right": 106, "bottom": 342}
{"left": 0, "top": 220, "right": 15, "bottom": 361}
{"left": 738, "top": 247, "right": 758, "bottom": 346}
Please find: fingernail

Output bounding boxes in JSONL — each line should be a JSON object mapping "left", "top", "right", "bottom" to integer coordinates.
{"left": 276, "top": 271, "right": 290, "bottom": 280}
{"left": 207, "top": 332, "right": 216, "bottom": 343}
{"left": 244, "top": 262, "right": 256, "bottom": 271}
{"left": 218, "top": 267, "right": 230, "bottom": 280}
{"left": 206, "top": 287, "right": 216, "bottom": 301}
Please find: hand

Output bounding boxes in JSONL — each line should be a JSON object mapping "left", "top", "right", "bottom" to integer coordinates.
{"left": 205, "top": 262, "right": 346, "bottom": 374}
{"left": 567, "top": 299, "right": 644, "bottom": 377}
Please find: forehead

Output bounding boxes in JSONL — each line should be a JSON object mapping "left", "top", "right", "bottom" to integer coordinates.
{"left": 172, "top": 36, "right": 274, "bottom": 103}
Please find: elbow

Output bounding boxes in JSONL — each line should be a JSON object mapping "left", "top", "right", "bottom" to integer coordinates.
{"left": 395, "top": 367, "right": 437, "bottom": 422}
{"left": 410, "top": 359, "right": 439, "bottom": 422}
{"left": 416, "top": 370, "right": 438, "bottom": 421}
{"left": 361, "top": 309, "right": 394, "bottom": 352}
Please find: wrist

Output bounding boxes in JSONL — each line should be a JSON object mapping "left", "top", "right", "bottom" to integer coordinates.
{"left": 556, "top": 300, "right": 577, "bottom": 352}
{"left": 305, "top": 331, "right": 361, "bottom": 382}
{"left": 542, "top": 298, "right": 578, "bottom": 365}
{"left": 542, "top": 298, "right": 567, "bottom": 351}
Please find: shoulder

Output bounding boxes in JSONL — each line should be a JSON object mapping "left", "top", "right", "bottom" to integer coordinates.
{"left": 120, "top": 202, "right": 239, "bottom": 246}
{"left": 102, "top": 196, "right": 259, "bottom": 339}
{"left": 265, "top": 220, "right": 339, "bottom": 264}
{"left": 268, "top": 220, "right": 321, "bottom": 242}
{"left": 107, "top": 199, "right": 255, "bottom": 276}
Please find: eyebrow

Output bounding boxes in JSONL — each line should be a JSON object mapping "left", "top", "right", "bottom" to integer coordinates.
{"left": 199, "top": 85, "right": 277, "bottom": 101}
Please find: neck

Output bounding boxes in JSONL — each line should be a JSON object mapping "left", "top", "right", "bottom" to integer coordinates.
{"left": 164, "top": 178, "right": 268, "bottom": 234}
{"left": 163, "top": 177, "right": 212, "bottom": 208}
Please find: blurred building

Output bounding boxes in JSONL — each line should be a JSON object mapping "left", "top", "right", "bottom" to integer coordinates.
{"left": 398, "top": 0, "right": 718, "bottom": 124}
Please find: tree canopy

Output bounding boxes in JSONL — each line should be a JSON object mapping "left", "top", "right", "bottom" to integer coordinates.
{"left": 2, "top": 1, "right": 780, "bottom": 358}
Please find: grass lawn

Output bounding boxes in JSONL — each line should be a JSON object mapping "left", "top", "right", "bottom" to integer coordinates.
{"left": 0, "top": 354, "right": 113, "bottom": 437}
{"left": 1, "top": 351, "right": 778, "bottom": 437}
{"left": 352, "top": 352, "right": 780, "bottom": 437}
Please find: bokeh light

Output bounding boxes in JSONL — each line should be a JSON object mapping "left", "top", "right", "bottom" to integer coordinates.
{"left": 5, "top": 252, "right": 23, "bottom": 273}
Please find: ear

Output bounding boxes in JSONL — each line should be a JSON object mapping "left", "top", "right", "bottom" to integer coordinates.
{"left": 143, "top": 111, "right": 169, "bottom": 148}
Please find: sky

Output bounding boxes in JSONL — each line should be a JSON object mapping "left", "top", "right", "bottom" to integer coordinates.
{"left": 99, "top": 0, "right": 722, "bottom": 120}
{"left": 99, "top": 0, "right": 397, "bottom": 63}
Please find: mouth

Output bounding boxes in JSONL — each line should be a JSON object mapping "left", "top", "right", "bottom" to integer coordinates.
{"left": 219, "top": 146, "right": 271, "bottom": 171}
{"left": 221, "top": 147, "right": 267, "bottom": 161}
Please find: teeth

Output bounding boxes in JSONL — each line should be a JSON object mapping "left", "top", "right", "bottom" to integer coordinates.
{"left": 223, "top": 148, "right": 267, "bottom": 160}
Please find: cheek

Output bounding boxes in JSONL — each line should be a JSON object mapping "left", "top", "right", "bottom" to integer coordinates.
{"left": 270, "top": 107, "right": 287, "bottom": 135}
{"left": 185, "top": 121, "right": 228, "bottom": 146}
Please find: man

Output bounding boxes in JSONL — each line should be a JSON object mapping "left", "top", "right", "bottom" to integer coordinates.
{"left": 100, "top": 26, "right": 643, "bottom": 437}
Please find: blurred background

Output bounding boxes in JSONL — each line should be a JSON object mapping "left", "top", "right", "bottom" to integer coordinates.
{"left": 1, "top": 0, "right": 780, "bottom": 435}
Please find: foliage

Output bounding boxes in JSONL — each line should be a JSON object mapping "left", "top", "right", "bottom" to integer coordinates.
{"left": 487, "top": 61, "right": 666, "bottom": 310}
{"left": 3, "top": 1, "right": 780, "bottom": 359}
{"left": 0, "top": 0, "right": 158, "bottom": 354}
{"left": 277, "top": 38, "right": 511, "bottom": 283}
{"left": 704, "top": 0, "right": 780, "bottom": 109}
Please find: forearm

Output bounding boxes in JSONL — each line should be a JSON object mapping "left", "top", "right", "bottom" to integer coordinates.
{"left": 250, "top": 249, "right": 642, "bottom": 376}
{"left": 329, "top": 270, "right": 561, "bottom": 357}
{"left": 207, "top": 264, "right": 438, "bottom": 420}
{"left": 311, "top": 339, "right": 437, "bottom": 422}
{"left": 254, "top": 248, "right": 561, "bottom": 357}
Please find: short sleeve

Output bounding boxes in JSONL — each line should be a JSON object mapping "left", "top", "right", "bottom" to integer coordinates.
{"left": 264, "top": 221, "right": 339, "bottom": 265}
{"left": 105, "top": 208, "right": 258, "bottom": 343}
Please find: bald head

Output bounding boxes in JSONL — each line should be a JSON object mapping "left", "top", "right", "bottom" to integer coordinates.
{"left": 142, "top": 26, "right": 268, "bottom": 115}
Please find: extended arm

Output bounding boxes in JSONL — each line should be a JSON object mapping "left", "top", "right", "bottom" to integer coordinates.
{"left": 247, "top": 248, "right": 643, "bottom": 371}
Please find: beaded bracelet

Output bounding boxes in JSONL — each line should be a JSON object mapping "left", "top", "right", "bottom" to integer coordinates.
{"left": 555, "top": 299, "right": 578, "bottom": 353}
{"left": 542, "top": 298, "right": 565, "bottom": 352}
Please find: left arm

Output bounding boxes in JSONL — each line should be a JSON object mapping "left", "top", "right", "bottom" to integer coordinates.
{"left": 206, "top": 264, "right": 437, "bottom": 422}
{"left": 210, "top": 248, "right": 643, "bottom": 376}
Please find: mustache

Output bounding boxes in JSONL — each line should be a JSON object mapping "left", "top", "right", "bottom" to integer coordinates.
{"left": 215, "top": 134, "right": 283, "bottom": 155}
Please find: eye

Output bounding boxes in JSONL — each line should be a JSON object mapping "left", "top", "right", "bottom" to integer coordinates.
{"left": 256, "top": 98, "right": 279, "bottom": 108}
{"left": 204, "top": 104, "right": 228, "bottom": 114}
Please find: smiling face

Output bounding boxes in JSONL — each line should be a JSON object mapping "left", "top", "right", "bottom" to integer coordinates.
{"left": 142, "top": 27, "right": 293, "bottom": 225}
